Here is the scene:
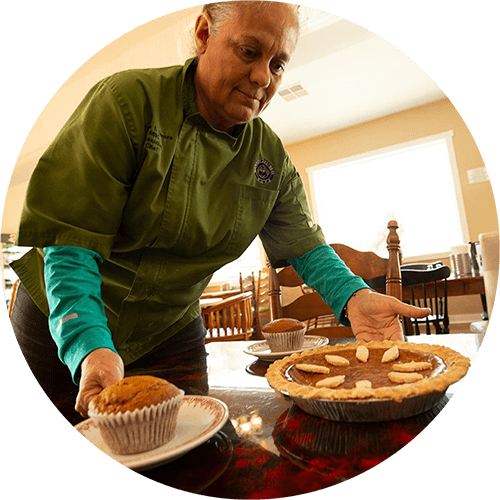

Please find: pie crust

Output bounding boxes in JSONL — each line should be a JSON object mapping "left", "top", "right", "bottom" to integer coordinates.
{"left": 266, "top": 340, "right": 470, "bottom": 402}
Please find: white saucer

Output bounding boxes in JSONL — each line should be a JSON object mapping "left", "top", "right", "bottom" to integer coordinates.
{"left": 243, "top": 335, "right": 329, "bottom": 361}
{"left": 75, "top": 395, "right": 228, "bottom": 471}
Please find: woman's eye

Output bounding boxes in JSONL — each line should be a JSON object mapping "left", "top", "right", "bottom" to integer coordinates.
{"left": 241, "top": 47, "right": 257, "bottom": 58}
{"left": 272, "top": 61, "right": 286, "bottom": 74}
{"left": 271, "top": 62, "right": 286, "bottom": 74}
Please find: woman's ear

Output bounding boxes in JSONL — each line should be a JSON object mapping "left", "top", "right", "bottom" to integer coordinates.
{"left": 194, "top": 13, "right": 211, "bottom": 55}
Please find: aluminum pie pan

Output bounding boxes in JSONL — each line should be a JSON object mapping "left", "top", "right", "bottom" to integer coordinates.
{"left": 282, "top": 389, "right": 447, "bottom": 422}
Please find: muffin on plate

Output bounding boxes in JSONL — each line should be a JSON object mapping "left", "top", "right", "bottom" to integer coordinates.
{"left": 88, "top": 375, "right": 184, "bottom": 455}
{"left": 262, "top": 318, "right": 307, "bottom": 352}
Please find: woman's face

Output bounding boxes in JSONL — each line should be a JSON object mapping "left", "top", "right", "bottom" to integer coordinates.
{"left": 194, "top": 3, "right": 298, "bottom": 132}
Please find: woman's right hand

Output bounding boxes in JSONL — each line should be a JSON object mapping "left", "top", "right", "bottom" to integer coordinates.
{"left": 75, "top": 348, "right": 124, "bottom": 417}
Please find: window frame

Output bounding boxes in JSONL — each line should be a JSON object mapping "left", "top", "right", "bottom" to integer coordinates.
{"left": 306, "top": 130, "right": 470, "bottom": 262}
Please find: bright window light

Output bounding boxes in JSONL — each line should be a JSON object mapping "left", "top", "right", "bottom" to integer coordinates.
{"left": 308, "top": 131, "right": 467, "bottom": 259}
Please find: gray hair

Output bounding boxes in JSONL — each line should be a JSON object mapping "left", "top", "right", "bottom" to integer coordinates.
{"left": 198, "top": 1, "right": 300, "bottom": 45}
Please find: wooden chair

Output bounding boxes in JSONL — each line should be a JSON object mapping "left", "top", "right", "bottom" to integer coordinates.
{"left": 8, "top": 279, "right": 20, "bottom": 318}
{"left": 203, "top": 291, "right": 254, "bottom": 343}
{"left": 256, "top": 270, "right": 271, "bottom": 330}
{"left": 204, "top": 280, "right": 230, "bottom": 293}
{"left": 366, "top": 261, "right": 451, "bottom": 334}
{"left": 201, "top": 289, "right": 241, "bottom": 300}
{"left": 268, "top": 221, "right": 402, "bottom": 339}
{"left": 401, "top": 263, "right": 451, "bottom": 334}
{"left": 239, "top": 272, "right": 262, "bottom": 338}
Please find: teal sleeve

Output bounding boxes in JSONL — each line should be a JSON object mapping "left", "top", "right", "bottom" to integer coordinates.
{"left": 44, "top": 246, "right": 118, "bottom": 384}
{"left": 289, "top": 244, "right": 370, "bottom": 326}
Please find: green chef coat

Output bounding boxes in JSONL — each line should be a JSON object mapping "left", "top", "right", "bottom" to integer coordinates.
{"left": 12, "top": 57, "right": 326, "bottom": 365}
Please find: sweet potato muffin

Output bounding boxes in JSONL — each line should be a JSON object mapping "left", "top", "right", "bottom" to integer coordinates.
{"left": 90, "top": 375, "right": 180, "bottom": 413}
{"left": 88, "top": 375, "right": 184, "bottom": 455}
{"left": 262, "top": 318, "right": 307, "bottom": 352}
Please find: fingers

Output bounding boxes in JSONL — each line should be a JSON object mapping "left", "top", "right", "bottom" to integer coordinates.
{"left": 351, "top": 293, "right": 427, "bottom": 343}
{"left": 355, "top": 292, "right": 430, "bottom": 320}
{"left": 75, "top": 368, "right": 122, "bottom": 416}
{"left": 75, "top": 348, "right": 124, "bottom": 417}
{"left": 75, "top": 387, "right": 101, "bottom": 417}
{"left": 394, "top": 300, "right": 431, "bottom": 319}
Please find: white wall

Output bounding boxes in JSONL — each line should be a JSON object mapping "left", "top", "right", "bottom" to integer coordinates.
{"left": 2, "top": 5, "right": 201, "bottom": 235}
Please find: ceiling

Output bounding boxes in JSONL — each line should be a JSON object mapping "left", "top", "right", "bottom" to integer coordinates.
{"left": 263, "top": 8, "right": 445, "bottom": 143}
{"left": 8, "top": 4, "right": 445, "bottom": 187}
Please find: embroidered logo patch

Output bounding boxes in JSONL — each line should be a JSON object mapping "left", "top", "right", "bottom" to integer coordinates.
{"left": 254, "top": 158, "right": 275, "bottom": 184}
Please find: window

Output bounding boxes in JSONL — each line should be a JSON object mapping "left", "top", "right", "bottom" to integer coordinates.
{"left": 307, "top": 131, "right": 468, "bottom": 259}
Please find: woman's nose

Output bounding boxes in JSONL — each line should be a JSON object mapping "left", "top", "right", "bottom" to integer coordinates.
{"left": 249, "top": 61, "right": 272, "bottom": 88}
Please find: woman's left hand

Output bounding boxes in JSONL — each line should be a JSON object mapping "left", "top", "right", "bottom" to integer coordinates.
{"left": 345, "top": 288, "right": 431, "bottom": 341}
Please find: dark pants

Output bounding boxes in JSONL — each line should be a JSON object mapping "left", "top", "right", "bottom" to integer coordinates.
{"left": 11, "top": 284, "right": 209, "bottom": 426}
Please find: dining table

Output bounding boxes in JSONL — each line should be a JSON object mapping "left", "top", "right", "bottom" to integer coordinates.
{"left": 121, "top": 332, "right": 486, "bottom": 498}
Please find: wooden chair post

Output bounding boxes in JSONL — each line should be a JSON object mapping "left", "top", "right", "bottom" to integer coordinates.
{"left": 267, "top": 260, "right": 283, "bottom": 321}
{"left": 386, "top": 220, "right": 402, "bottom": 300}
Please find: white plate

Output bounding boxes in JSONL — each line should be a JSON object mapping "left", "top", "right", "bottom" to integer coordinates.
{"left": 243, "top": 335, "right": 329, "bottom": 361}
{"left": 75, "top": 395, "right": 228, "bottom": 471}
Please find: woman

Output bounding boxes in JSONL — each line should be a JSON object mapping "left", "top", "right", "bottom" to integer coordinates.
{"left": 10, "top": 1, "right": 429, "bottom": 424}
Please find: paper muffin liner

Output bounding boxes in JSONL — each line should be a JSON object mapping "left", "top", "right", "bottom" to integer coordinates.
{"left": 263, "top": 327, "right": 306, "bottom": 352}
{"left": 88, "top": 389, "right": 184, "bottom": 455}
